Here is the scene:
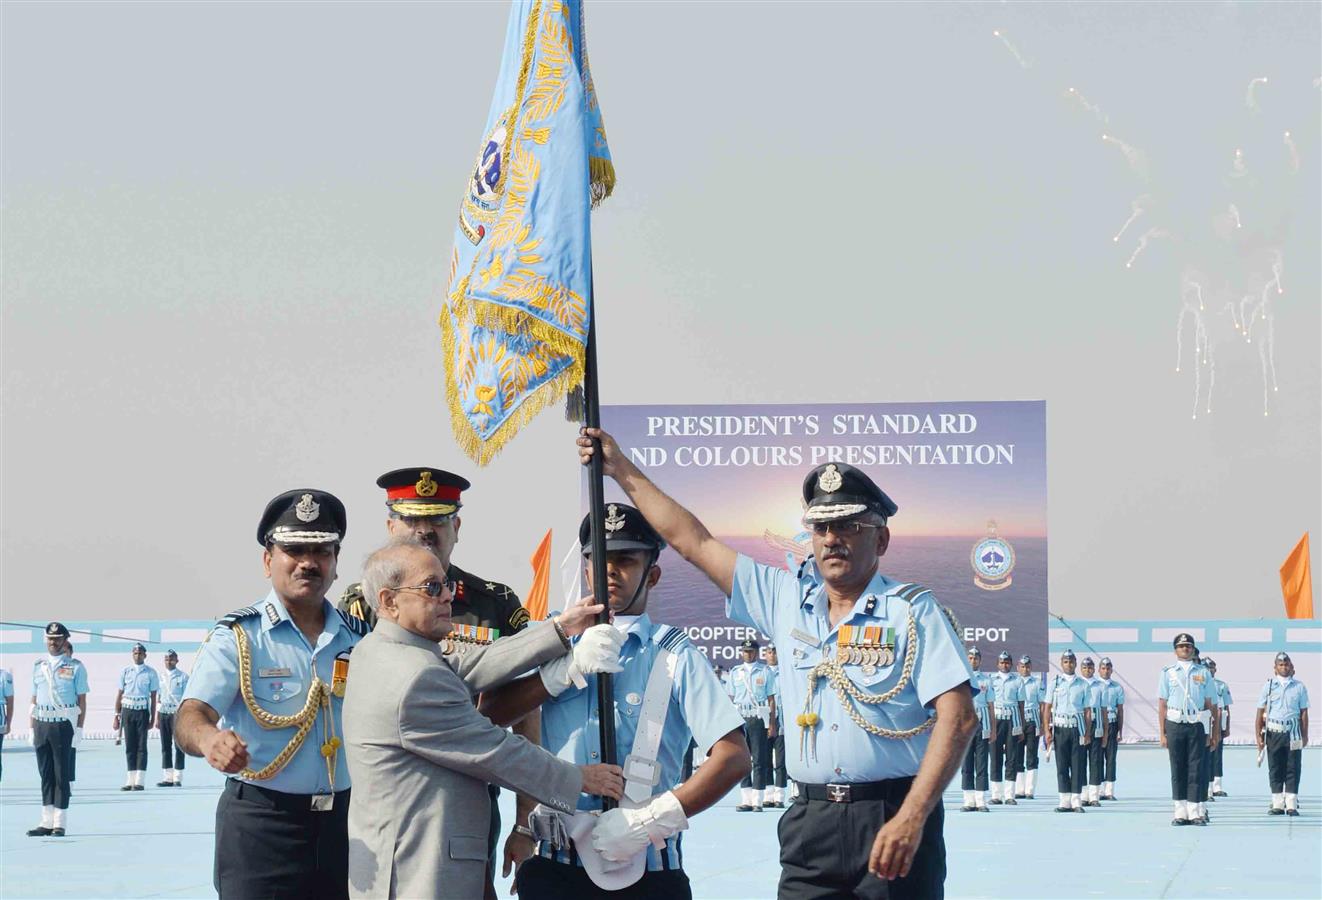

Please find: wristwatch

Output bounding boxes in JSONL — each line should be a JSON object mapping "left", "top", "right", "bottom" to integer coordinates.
{"left": 513, "top": 825, "right": 536, "bottom": 840}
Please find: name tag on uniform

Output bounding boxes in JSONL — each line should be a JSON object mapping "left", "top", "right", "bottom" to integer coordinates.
{"left": 259, "top": 667, "right": 293, "bottom": 678}
{"left": 789, "top": 628, "right": 820, "bottom": 648}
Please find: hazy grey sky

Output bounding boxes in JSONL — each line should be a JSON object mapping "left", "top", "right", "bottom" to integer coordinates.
{"left": 3, "top": 1, "right": 1318, "bottom": 622}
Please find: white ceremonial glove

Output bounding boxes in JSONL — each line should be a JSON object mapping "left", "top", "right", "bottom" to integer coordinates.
{"left": 71, "top": 727, "right": 83, "bottom": 749}
{"left": 590, "top": 791, "right": 689, "bottom": 863}
{"left": 540, "top": 625, "right": 624, "bottom": 698}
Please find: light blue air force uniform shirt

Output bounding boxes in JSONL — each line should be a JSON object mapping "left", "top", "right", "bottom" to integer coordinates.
{"left": 184, "top": 592, "right": 365, "bottom": 795}
{"left": 1099, "top": 678, "right": 1124, "bottom": 724}
{"left": 1158, "top": 662, "right": 1215, "bottom": 723}
{"left": 1083, "top": 675, "right": 1105, "bottom": 737}
{"left": 989, "top": 671, "right": 1025, "bottom": 732}
{"left": 1021, "top": 675, "right": 1042, "bottom": 727}
{"left": 32, "top": 656, "right": 89, "bottom": 719}
{"left": 159, "top": 668, "right": 189, "bottom": 714}
{"left": 767, "top": 665, "right": 783, "bottom": 727}
{"left": 0, "top": 668, "right": 13, "bottom": 730}
{"left": 727, "top": 555, "right": 973, "bottom": 784}
{"left": 1257, "top": 676, "right": 1309, "bottom": 742}
{"left": 118, "top": 664, "right": 160, "bottom": 710}
{"left": 1046, "top": 673, "right": 1088, "bottom": 731}
{"left": 730, "top": 660, "right": 774, "bottom": 720}
{"left": 539, "top": 613, "right": 743, "bottom": 872}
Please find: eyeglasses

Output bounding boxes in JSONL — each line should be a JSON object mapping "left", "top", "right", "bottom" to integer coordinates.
{"left": 393, "top": 579, "right": 447, "bottom": 598}
{"left": 807, "top": 521, "right": 881, "bottom": 536}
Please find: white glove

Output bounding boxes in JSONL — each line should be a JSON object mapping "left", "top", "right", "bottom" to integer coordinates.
{"left": 590, "top": 791, "right": 689, "bottom": 863}
{"left": 71, "top": 727, "right": 83, "bottom": 749}
{"left": 539, "top": 625, "right": 624, "bottom": 698}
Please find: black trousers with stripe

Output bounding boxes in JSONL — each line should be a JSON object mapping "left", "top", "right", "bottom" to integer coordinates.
{"left": 1165, "top": 720, "right": 1204, "bottom": 801}
{"left": 741, "top": 716, "right": 770, "bottom": 791}
{"left": 1017, "top": 723, "right": 1039, "bottom": 772}
{"left": 214, "top": 779, "right": 349, "bottom": 899}
{"left": 776, "top": 779, "right": 946, "bottom": 900}
{"left": 1052, "top": 726, "right": 1085, "bottom": 794}
{"left": 158, "top": 712, "right": 186, "bottom": 770}
{"left": 122, "top": 707, "right": 150, "bottom": 771}
{"left": 33, "top": 719, "right": 73, "bottom": 808}
{"left": 1266, "top": 730, "right": 1302, "bottom": 793}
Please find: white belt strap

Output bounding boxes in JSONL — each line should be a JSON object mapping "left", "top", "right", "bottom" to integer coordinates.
{"left": 623, "top": 648, "right": 678, "bottom": 805}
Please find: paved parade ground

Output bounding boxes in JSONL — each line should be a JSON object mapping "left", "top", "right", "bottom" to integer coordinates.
{"left": 0, "top": 743, "right": 1317, "bottom": 899}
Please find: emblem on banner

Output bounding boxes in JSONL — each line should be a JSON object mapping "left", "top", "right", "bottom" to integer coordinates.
{"left": 458, "top": 107, "right": 514, "bottom": 245}
{"left": 971, "top": 520, "right": 1015, "bottom": 591}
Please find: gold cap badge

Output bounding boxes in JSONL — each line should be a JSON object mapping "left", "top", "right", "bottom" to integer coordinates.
{"left": 415, "top": 471, "right": 439, "bottom": 497}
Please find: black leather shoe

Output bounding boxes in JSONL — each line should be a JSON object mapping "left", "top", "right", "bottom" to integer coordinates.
{"left": 26, "top": 826, "right": 54, "bottom": 837}
{"left": 1269, "top": 807, "right": 1285, "bottom": 815}
{"left": 157, "top": 781, "right": 174, "bottom": 787}
{"left": 961, "top": 805, "right": 976, "bottom": 812}
{"left": 1074, "top": 806, "right": 1085, "bottom": 813}
{"left": 1213, "top": 790, "right": 1228, "bottom": 797}
{"left": 1055, "top": 806, "right": 1071, "bottom": 813}
{"left": 1194, "top": 817, "right": 1208, "bottom": 826}
{"left": 978, "top": 806, "right": 991, "bottom": 812}
{"left": 1172, "top": 818, "right": 1189, "bottom": 826}
{"left": 120, "top": 785, "right": 133, "bottom": 791}
{"left": 132, "top": 785, "right": 145, "bottom": 791}
{"left": 1014, "top": 793, "right": 1026, "bottom": 799}
{"left": 1005, "top": 798, "right": 1018, "bottom": 806}
{"left": 752, "top": 806, "right": 764, "bottom": 813}
{"left": 989, "top": 798, "right": 1004, "bottom": 805}
{"left": 1286, "top": 809, "right": 1300, "bottom": 817}
{"left": 735, "top": 805, "right": 753, "bottom": 812}
{"left": 50, "top": 828, "right": 66, "bottom": 837}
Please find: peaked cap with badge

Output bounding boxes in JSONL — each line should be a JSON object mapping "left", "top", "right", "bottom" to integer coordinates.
{"left": 257, "top": 489, "right": 346, "bottom": 546}
{"left": 579, "top": 503, "right": 666, "bottom": 556}
{"left": 801, "top": 463, "right": 898, "bottom": 524}
{"left": 45, "top": 621, "right": 70, "bottom": 638}
{"left": 377, "top": 467, "right": 470, "bottom": 518}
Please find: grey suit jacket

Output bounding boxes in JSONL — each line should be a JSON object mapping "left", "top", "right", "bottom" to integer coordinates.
{"left": 344, "top": 619, "right": 581, "bottom": 899}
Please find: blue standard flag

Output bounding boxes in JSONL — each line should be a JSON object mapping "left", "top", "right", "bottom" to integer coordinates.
{"left": 441, "top": 0, "right": 613, "bottom": 465}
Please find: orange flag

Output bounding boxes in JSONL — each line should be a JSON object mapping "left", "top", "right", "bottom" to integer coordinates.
{"left": 525, "top": 529, "right": 554, "bottom": 621}
{"left": 1280, "top": 532, "right": 1314, "bottom": 620}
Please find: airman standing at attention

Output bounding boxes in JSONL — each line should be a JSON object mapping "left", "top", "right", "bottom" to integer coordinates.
{"left": 115, "top": 643, "right": 159, "bottom": 791}
{"left": 27, "top": 622, "right": 88, "bottom": 837}
{"left": 730, "top": 637, "right": 776, "bottom": 812}
{"left": 1206, "top": 658, "right": 1229, "bottom": 797}
{"left": 987, "top": 651, "right": 1024, "bottom": 806}
{"left": 1256, "top": 652, "right": 1309, "bottom": 816}
{"left": 1097, "top": 657, "right": 1124, "bottom": 800}
{"left": 1043, "top": 649, "right": 1090, "bottom": 813}
{"left": 1078, "top": 657, "right": 1105, "bottom": 807}
{"left": 1013, "top": 656, "right": 1042, "bottom": 799}
{"left": 765, "top": 644, "right": 790, "bottom": 808}
{"left": 1158, "top": 633, "right": 1218, "bottom": 826}
{"left": 960, "top": 647, "right": 993, "bottom": 812}
{"left": 156, "top": 650, "right": 189, "bottom": 786}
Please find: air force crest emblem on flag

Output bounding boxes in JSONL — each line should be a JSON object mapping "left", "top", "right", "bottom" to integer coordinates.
{"left": 971, "top": 519, "right": 1015, "bottom": 591}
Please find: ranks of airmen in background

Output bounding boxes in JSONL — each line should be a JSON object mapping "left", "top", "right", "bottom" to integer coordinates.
{"left": 27, "top": 621, "right": 88, "bottom": 837}
{"left": 1097, "top": 656, "right": 1124, "bottom": 800}
{"left": 1257, "top": 651, "right": 1309, "bottom": 816}
{"left": 1205, "top": 657, "right": 1230, "bottom": 798}
{"left": 1044, "top": 648, "right": 1090, "bottom": 813}
{"left": 730, "top": 637, "right": 775, "bottom": 811}
{"left": 986, "top": 650, "right": 1024, "bottom": 806}
{"left": 960, "top": 647, "right": 993, "bottom": 811}
{"left": 183, "top": 489, "right": 365, "bottom": 898}
{"left": 1158, "top": 633, "right": 1217, "bottom": 826}
{"left": 1014, "top": 655, "right": 1042, "bottom": 799}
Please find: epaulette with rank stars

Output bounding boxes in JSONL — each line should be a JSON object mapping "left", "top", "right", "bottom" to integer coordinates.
{"left": 216, "top": 607, "right": 260, "bottom": 628}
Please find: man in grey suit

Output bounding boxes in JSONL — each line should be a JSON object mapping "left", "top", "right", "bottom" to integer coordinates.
{"left": 343, "top": 538, "right": 626, "bottom": 899}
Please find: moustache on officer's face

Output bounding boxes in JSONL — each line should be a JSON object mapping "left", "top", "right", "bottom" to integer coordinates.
{"left": 416, "top": 532, "right": 439, "bottom": 547}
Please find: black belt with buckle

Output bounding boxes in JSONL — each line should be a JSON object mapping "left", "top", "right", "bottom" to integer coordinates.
{"left": 798, "top": 778, "right": 913, "bottom": 804}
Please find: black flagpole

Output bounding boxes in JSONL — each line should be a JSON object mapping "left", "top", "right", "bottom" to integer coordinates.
{"left": 583, "top": 290, "right": 618, "bottom": 810}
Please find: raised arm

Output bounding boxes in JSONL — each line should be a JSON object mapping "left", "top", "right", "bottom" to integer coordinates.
{"left": 579, "top": 428, "right": 737, "bottom": 597}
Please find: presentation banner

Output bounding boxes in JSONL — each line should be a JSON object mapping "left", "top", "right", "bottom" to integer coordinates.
{"left": 598, "top": 401, "right": 1048, "bottom": 668}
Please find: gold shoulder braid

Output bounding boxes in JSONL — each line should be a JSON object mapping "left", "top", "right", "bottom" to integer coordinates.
{"left": 230, "top": 622, "right": 340, "bottom": 786}
{"left": 796, "top": 609, "right": 935, "bottom": 762}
